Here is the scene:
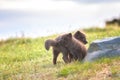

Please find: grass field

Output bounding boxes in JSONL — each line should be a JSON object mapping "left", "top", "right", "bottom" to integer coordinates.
{"left": 0, "top": 26, "right": 120, "bottom": 80}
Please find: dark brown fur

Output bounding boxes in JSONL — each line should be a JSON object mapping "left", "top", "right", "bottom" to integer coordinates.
{"left": 58, "top": 33, "right": 87, "bottom": 61}
{"left": 45, "top": 31, "right": 87, "bottom": 64}
{"left": 45, "top": 35, "right": 70, "bottom": 64}
{"left": 45, "top": 39, "right": 57, "bottom": 50}
{"left": 73, "top": 31, "right": 87, "bottom": 44}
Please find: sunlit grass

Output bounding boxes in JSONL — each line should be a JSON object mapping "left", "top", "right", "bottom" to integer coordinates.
{"left": 0, "top": 26, "right": 120, "bottom": 80}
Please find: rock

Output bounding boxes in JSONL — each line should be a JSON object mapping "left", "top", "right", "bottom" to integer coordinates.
{"left": 83, "top": 49, "right": 120, "bottom": 62}
{"left": 88, "top": 36, "right": 120, "bottom": 53}
{"left": 84, "top": 36, "right": 120, "bottom": 62}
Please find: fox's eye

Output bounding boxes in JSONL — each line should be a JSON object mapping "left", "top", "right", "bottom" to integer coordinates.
{"left": 83, "top": 38, "right": 86, "bottom": 41}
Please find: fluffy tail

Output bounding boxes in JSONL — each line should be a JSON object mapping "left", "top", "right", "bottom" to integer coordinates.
{"left": 44, "top": 39, "right": 57, "bottom": 50}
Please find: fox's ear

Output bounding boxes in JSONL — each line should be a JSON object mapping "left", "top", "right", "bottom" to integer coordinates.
{"left": 67, "top": 33, "right": 72, "bottom": 38}
{"left": 76, "top": 31, "right": 80, "bottom": 34}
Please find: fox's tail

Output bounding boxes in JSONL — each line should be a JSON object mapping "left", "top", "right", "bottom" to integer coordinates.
{"left": 45, "top": 39, "right": 57, "bottom": 50}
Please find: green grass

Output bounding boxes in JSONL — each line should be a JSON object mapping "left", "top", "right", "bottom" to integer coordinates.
{"left": 0, "top": 26, "right": 120, "bottom": 80}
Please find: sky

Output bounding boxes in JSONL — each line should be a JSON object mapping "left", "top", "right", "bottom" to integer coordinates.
{"left": 0, "top": 0, "right": 120, "bottom": 39}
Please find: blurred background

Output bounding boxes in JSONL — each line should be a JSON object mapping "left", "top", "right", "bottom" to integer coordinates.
{"left": 0, "top": 0, "right": 120, "bottom": 39}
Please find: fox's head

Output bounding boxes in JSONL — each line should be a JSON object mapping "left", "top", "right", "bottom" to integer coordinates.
{"left": 74, "top": 31, "right": 88, "bottom": 44}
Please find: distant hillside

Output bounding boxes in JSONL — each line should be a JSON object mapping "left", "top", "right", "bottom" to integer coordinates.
{"left": 106, "top": 17, "right": 120, "bottom": 26}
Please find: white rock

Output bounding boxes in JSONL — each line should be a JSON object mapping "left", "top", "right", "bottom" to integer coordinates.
{"left": 84, "top": 36, "right": 120, "bottom": 62}
{"left": 88, "top": 36, "right": 120, "bottom": 53}
{"left": 84, "top": 49, "right": 120, "bottom": 62}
